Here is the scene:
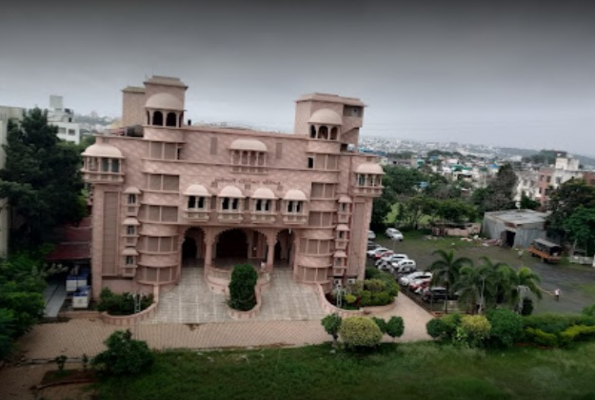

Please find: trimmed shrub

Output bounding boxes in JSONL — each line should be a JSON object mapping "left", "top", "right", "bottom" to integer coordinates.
{"left": 522, "top": 313, "right": 595, "bottom": 335}
{"left": 365, "top": 267, "right": 381, "bottom": 280}
{"left": 386, "top": 316, "right": 405, "bottom": 340}
{"left": 524, "top": 327, "right": 558, "bottom": 347}
{"left": 92, "top": 330, "right": 154, "bottom": 376}
{"left": 582, "top": 303, "right": 595, "bottom": 318}
{"left": 321, "top": 313, "right": 342, "bottom": 344}
{"left": 441, "top": 313, "right": 462, "bottom": 340}
{"left": 460, "top": 315, "right": 491, "bottom": 348}
{"left": 426, "top": 318, "right": 447, "bottom": 340}
{"left": 339, "top": 317, "right": 383, "bottom": 349}
{"left": 372, "top": 317, "right": 387, "bottom": 334}
{"left": 559, "top": 325, "right": 595, "bottom": 347}
{"left": 486, "top": 309, "right": 524, "bottom": 348}
{"left": 228, "top": 264, "right": 258, "bottom": 311}
{"left": 344, "top": 294, "right": 357, "bottom": 305}
{"left": 97, "top": 288, "right": 153, "bottom": 316}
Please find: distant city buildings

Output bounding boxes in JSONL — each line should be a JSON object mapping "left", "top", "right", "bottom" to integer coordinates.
{"left": 47, "top": 95, "right": 81, "bottom": 144}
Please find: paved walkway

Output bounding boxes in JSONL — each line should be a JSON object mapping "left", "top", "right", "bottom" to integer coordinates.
{"left": 148, "top": 268, "right": 326, "bottom": 324}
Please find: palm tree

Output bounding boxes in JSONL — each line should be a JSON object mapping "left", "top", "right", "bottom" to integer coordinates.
{"left": 476, "top": 257, "right": 515, "bottom": 308}
{"left": 510, "top": 266, "right": 542, "bottom": 312}
{"left": 428, "top": 249, "right": 473, "bottom": 313}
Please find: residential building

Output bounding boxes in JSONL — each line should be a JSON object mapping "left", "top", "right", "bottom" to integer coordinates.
{"left": 48, "top": 95, "right": 81, "bottom": 144}
{"left": 81, "top": 76, "right": 383, "bottom": 298}
{"left": 536, "top": 155, "right": 583, "bottom": 208}
{"left": 0, "top": 106, "right": 25, "bottom": 257}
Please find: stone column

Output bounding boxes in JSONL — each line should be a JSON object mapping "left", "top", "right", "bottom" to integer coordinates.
{"left": 266, "top": 234, "right": 276, "bottom": 272}
{"left": 204, "top": 229, "right": 215, "bottom": 278}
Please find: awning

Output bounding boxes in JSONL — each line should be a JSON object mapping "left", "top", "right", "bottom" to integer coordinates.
{"left": 122, "top": 248, "right": 139, "bottom": 256}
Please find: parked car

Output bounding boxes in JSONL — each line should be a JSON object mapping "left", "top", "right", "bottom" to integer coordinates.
{"left": 367, "top": 242, "right": 380, "bottom": 251}
{"left": 421, "top": 287, "right": 458, "bottom": 302}
{"left": 368, "top": 230, "right": 376, "bottom": 240}
{"left": 367, "top": 247, "right": 389, "bottom": 258}
{"left": 385, "top": 228, "right": 404, "bottom": 241}
{"left": 399, "top": 271, "right": 432, "bottom": 286}
{"left": 375, "top": 253, "right": 409, "bottom": 268}
{"left": 393, "top": 265, "right": 417, "bottom": 277}
{"left": 409, "top": 278, "right": 432, "bottom": 293}
{"left": 390, "top": 259, "right": 416, "bottom": 271}
{"left": 373, "top": 249, "right": 394, "bottom": 260}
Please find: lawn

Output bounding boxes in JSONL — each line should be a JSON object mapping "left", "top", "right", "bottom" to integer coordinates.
{"left": 95, "top": 342, "right": 595, "bottom": 400}
{"left": 372, "top": 231, "right": 595, "bottom": 314}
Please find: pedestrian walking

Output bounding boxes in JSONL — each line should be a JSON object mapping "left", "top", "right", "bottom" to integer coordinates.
{"left": 554, "top": 288, "right": 560, "bottom": 302}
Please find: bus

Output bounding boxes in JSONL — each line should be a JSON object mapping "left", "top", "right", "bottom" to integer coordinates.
{"left": 528, "top": 238, "right": 563, "bottom": 263}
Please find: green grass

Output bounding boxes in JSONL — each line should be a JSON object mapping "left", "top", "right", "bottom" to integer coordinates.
{"left": 94, "top": 343, "right": 595, "bottom": 400}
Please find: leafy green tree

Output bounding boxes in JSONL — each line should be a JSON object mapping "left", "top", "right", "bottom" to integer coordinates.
{"left": 520, "top": 192, "right": 540, "bottom": 210}
{"left": 0, "top": 109, "right": 85, "bottom": 247}
{"left": 92, "top": 330, "right": 154, "bottom": 376}
{"left": 435, "top": 198, "right": 477, "bottom": 223}
{"left": 228, "top": 264, "right": 258, "bottom": 311}
{"left": 509, "top": 267, "right": 542, "bottom": 312}
{"left": 339, "top": 317, "right": 383, "bottom": 349}
{"left": 428, "top": 250, "right": 472, "bottom": 313}
{"left": 486, "top": 309, "right": 523, "bottom": 348}
{"left": 371, "top": 191, "right": 392, "bottom": 230}
{"left": 0, "top": 309, "right": 15, "bottom": 360}
{"left": 321, "top": 313, "right": 342, "bottom": 345}
{"left": 563, "top": 206, "right": 595, "bottom": 256}
{"left": 484, "top": 164, "right": 518, "bottom": 212}
{"left": 547, "top": 179, "right": 595, "bottom": 239}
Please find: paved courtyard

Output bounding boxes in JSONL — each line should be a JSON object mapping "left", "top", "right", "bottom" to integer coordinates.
{"left": 147, "top": 267, "right": 326, "bottom": 324}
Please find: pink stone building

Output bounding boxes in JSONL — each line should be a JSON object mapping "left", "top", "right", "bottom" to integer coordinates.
{"left": 82, "top": 76, "right": 383, "bottom": 298}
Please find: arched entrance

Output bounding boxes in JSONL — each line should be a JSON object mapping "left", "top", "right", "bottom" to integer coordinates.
{"left": 181, "top": 227, "right": 205, "bottom": 267}
{"left": 275, "top": 229, "right": 295, "bottom": 268}
{"left": 216, "top": 229, "right": 248, "bottom": 258}
{"left": 213, "top": 228, "right": 269, "bottom": 269}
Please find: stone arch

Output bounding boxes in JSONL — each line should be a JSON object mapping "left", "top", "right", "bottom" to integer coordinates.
{"left": 153, "top": 111, "right": 163, "bottom": 126}
{"left": 166, "top": 112, "right": 177, "bottom": 127}
{"left": 180, "top": 227, "right": 206, "bottom": 267}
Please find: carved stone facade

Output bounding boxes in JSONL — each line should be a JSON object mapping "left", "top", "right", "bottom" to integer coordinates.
{"left": 82, "top": 76, "right": 383, "bottom": 298}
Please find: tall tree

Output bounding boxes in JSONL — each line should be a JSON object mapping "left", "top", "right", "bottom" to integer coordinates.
{"left": 548, "top": 179, "right": 595, "bottom": 239}
{"left": 509, "top": 267, "right": 542, "bottom": 312}
{"left": 563, "top": 206, "right": 595, "bottom": 256}
{"left": 483, "top": 163, "right": 518, "bottom": 212}
{"left": 0, "top": 108, "right": 86, "bottom": 247}
{"left": 428, "top": 250, "right": 473, "bottom": 313}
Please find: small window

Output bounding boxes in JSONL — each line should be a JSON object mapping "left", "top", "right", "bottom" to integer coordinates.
{"left": 125, "top": 255, "right": 135, "bottom": 265}
{"left": 188, "top": 196, "right": 197, "bottom": 209}
{"left": 128, "top": 194, "right": 136, "bottom": 205}
{"left": 222, "top": 198, "right": 230, "bottom": 210}
{"left": 307, "top": 157, "right": 314, "bottom": 169}
{"left": 126, "top": 225, "right": 136, "bottom": 235}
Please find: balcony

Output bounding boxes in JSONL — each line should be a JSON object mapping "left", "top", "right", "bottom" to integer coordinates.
{"left": 82, "top": 170, "right": 124, "bottom": 184}
{"left": 217, "top": 211, "right": 243, "bottom": 223}
{"left": 184, "top": 209, "right": 210, "bottom": 221}
{"left": 282, "top": 213, "right": 308, "bottom": 225}
{"left": 250, "top": 213, "right": 277, "bottom": 223}
{"left": 353, "top": 185, "right": 383, "bottom": 197}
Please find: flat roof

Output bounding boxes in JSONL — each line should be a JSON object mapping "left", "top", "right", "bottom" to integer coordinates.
{"left": 485, "top": 209, "right": 550, "bottom": 225}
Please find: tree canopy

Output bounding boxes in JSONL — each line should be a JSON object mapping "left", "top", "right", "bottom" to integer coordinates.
{"left": 0, "top": 108, "right": 86, "bottom": 247}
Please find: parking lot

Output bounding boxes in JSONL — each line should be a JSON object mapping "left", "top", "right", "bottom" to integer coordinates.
{"left": 368, "top": 230, "right": 595, "bottom": 314}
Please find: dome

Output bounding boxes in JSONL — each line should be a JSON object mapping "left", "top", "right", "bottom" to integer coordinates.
{"left": 356, "top": 163, "right": 384, "bottom": 174}
{"left": 284, "top": 189, "right": 307, "bottom": 201}
{"left": 124, "top": 186, "right": 141, "bottom": 194}
{"left": 122, "top": 217, "right": 140, "bottom": 226}
{"left": 230, "top": 139, "right": 267, "bottom": 152}
{"left": 336, "top": 224, "right": 350, "bottom": 232}
{"left": 219, "top": 185, "right": 245, "bottom": 198}
{"left": 184, "top": 184, "right": 212, "bottom": 197}
{"left": 82, "top": 143, "right": 123, "bottom": 158}
{"left": 308, "top": 108, "right": 342, "bottom": 126}
{"left": 252, "top": 187, "right": 276, "bottom": 199}
{"left": 145, "top": 93, "right": 184, "bottom": 111}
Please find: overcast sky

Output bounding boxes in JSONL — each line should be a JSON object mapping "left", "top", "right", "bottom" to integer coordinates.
{"left": 1, "top": 0, "right": 595, "bottom": 156}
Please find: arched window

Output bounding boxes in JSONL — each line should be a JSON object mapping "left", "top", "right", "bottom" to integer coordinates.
{"left": 153, "top": 111, "right": 163, "bottom": 126}
{"left": 319, "top": 126, "right": 328, "bottom": 140}
{"left": 310, "top": 125, "right": 316, "bottom": 139}
{"left": 330, "top": 127, "right": 338, "bottom": 140}
{"left": 146, "top": 111, "right": 150, "bottom": 125}
{"left": 166, "top": 112, "right": 177, "bottom": 127}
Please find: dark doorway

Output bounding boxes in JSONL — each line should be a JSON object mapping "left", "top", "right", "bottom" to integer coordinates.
{"left": 182, "top": 237, "right": 197, "bottom": 260}
{"left": 216, "top": 229, "right": 248, "bottom": 258}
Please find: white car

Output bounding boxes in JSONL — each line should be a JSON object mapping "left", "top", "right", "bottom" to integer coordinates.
{"left": 367, "top": 247, "right": 388, "bottom": 258}
{"left": 368, "top": 230, "right": 376, "bottom": 240}
{"left": 399, "top": 271, "right": 432, "bottom": 286}
{"left": 391, "top": 259, "right": 416, "bottom": 272}
{"left": 376, "top": 254, "right": 409, "bottom": 268}
{"left": 385, "top": 228, "right": 404, "bottom": 241}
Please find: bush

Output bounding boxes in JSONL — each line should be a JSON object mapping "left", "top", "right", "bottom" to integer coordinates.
{"left": 524, "top": 327, "right": 558, "bottom": 347}
{"left": 372, "top": 317, "right": 387, "bottom": 334}
{"left": 339, "top": 317, "right": 383, "bottom": 349}
{"left": 441, "top": 313, "right": 462, "bottom": 340}
{"left": 321, "top": 313, "right": 342, "bottom": 344}
{"left": 228, "top": 264, "right": 258, "bottom": 311}
{"left": 426, "top": 318, "right": 447, "bottom": 340}
{"left": 92, "top": 330, "right": 154, "bottom": 376}
{"left": 460, "top": 315, "right": 491, "bottom": 348}
{"left": 559, "top": 325, "right": 595, "bottom": 347}
{"left": 582, "top": 303, "right": 595, "bottom": 318}
{"left": 522, "top": 313, "right": 595, "bottom": 335}
{"left": 486, "top": 309, "right": 523, "bottom": 348}
{"left": 386, "top": 316, "right": 404, "bottom": 340}
{"left": 97, "top": 288, "right": 154, "bottom": 316}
